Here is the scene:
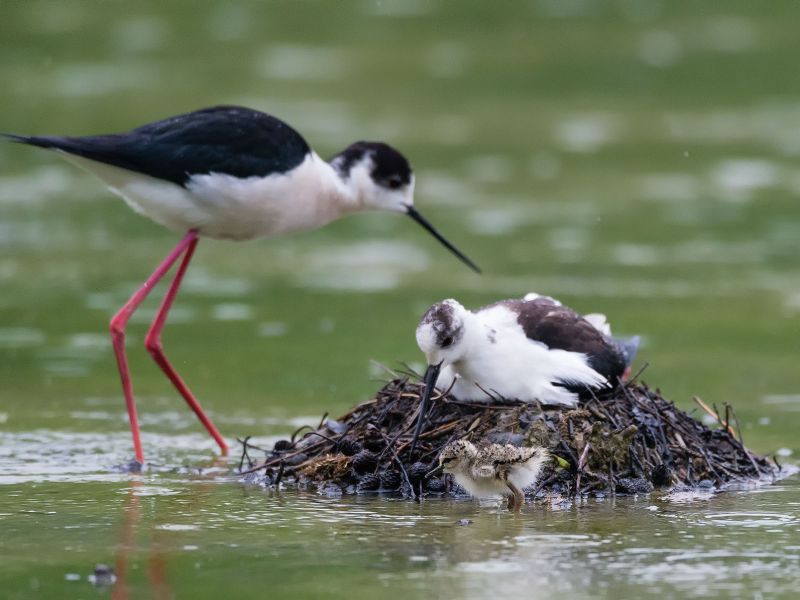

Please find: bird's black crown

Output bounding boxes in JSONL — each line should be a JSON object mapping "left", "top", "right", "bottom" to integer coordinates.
{"left": 332, "top": 141, "right": 413, "bottom": 189}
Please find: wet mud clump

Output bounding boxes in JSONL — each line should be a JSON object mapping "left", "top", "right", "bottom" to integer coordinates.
{"left": 238, "top": 376, "right": 778, "bottom": 499}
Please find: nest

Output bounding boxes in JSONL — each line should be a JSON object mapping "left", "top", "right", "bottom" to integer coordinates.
{"left": 238, "top": 375, "right": 778, "bottom": 499}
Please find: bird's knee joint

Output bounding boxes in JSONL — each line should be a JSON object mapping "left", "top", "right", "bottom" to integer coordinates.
{"left": 109, "top": 321, "right": 125, "bottom": 341}
{"left": 144, "top": 333, "right": 162, "bottom": 355}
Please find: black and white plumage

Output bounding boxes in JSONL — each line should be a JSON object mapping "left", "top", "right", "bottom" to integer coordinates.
{"left": 411, "top": 292, "right": 639, "bottom": 450}
{"left": 4, "top": 105, "right": 479, "bottom": 269}
{"left": 3, "top": 105, "right": 480, "bottom": 463}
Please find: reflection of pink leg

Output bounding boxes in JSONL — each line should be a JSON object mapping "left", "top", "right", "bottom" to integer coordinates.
{"left": 144, "top": 237, "right": 228, "bottom": 454}
{"left": 109, "top": 230, "right": 199, "bottom": 464}
{"left": 112, "top": 480, "right": 141, "bottom": 600}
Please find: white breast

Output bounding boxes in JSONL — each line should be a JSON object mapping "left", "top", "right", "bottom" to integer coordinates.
{"left": 452, "top": 471, "right": 508, "bottom": 498}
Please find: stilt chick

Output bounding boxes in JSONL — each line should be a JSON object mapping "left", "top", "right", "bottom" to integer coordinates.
{"left": 438, "top": 440, "right": 549, "bottom": 511}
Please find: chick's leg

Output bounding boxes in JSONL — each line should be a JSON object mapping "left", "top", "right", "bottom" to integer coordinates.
{"left": 507, "top": 482, "right": 524, "bottom": 512}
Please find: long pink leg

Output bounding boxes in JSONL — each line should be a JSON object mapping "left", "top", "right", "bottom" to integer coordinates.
{"left": 144, "top": 236, "right": 229, "bottom": 455}
{"left": 109, "top": 230, "right": 200, "bottom": 464}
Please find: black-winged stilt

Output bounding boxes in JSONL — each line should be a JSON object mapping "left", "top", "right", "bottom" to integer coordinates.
{"left": 411, "top": 293, "right": 639, "bottom": 450}
{"left": 4, "top": 105, "right": 480, "bottom": 464}
{"left": 437, "top": 440, "right": 549, "bottom": 511}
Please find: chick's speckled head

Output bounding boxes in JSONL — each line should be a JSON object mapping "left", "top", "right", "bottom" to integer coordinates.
{"left": 438, "top": 439, "right": 478, "bottom": 473}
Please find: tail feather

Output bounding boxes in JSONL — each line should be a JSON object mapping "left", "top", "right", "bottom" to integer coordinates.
{"left": 3, "top": 133, "right": 110, "bottom": 156}
{"left": 3, "top": 133, "right": 147, "bottom": 180}
{"left": 615, "top": 335, "right": 641, "bottom": 368}
{"left": 549, "top": 349, "right": 609, "bottom": 389}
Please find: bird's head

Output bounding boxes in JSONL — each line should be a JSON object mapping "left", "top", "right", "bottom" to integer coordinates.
{"left": 438, "top": 439, "right": 478, "bottom": 474}
{"left": 415, "top": 299, "right": 470, "bottom": 370}
{"left": 408, "top": 299, "right": 472, "bottom": 454}
{"left": 331, "top": 142, "right": 480, "bottom": 273}
{"left": 332, "top": 141, "right": 415, "bottom": 213}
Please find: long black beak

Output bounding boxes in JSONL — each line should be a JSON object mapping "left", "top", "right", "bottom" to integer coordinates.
{"left": 406, "top": 206, "right": 481, "bottom": 273}
{"left": 410, "top": 362, "right": 442, "bottom": 454}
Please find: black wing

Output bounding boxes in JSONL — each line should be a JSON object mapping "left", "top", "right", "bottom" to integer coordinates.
{"left": 5, "top": 106, "right": 311, "bottom": 186}
{"left": 489, "top": 297, "right": 626, "bottom": 381}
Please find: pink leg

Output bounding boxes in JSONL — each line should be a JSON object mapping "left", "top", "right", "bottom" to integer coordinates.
{"left": 144, "top": 237, "right": 229, "bottom": 455}
{"left": 109, "top": 230, "right": 199, "bottom": 464}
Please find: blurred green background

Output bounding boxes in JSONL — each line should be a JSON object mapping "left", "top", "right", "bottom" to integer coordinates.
{"left": 2, "top": 0, "right": 798, "bottom": 449}
{"left": 1, "top": 2, "right": 799, "bottom": 598}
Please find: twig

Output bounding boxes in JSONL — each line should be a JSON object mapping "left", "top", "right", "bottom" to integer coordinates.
{"left": 723, "top": 403, "right": 731, "bottom": 436}
{"left": 237, "top": 435, "right": 252, "bottom": 472}
{"left": 379, "top": 431, "right": 416, "bottom": 501}
{"left": 531, "top": 473, "right": 558, "bottom": 497}
{"left": 236, "top": 437, "right": 269, "bottom": 453}
{"left": 773, "top": 456, "right": 782, "bottom": 471}
{"left": 289, "top": 425, "right": 313, "bottom": 445}
{"left": 727, "top": 402, "right": 745, "bottom": 445}
{"left": 693, "top": 396, "right": 736, "bottom": 436}
{"left": 273, "top": 462, "right": 285, "bottom": 487}
{"left": 574, "top": 442, "right": 591, "bottom": 497}
{"left": 608, "top": 462, "right": 616, "bottom": 496}
{"left": 558, "top": 440, "right": 580, "bottom": 469}
{"left": 317, "top": 412, "right": 329, "bottom": 430}
{"left": 369, "top": 360, "right": 400, "bottom": 380}
{"left": 303, "top": 431, "right": 339, "bottom": 445}
{"left": 625, "top": 362, "right": 650, "bottom": 386}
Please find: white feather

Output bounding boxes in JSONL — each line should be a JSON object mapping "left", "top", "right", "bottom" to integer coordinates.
{"left": 583, "top": 312, "right": 611, "bottom": 336}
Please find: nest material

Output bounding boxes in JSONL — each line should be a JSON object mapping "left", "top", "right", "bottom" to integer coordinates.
{"left": 239, "top": 377, "right": 777, "bottom": 498}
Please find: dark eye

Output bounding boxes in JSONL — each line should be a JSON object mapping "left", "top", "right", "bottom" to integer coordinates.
{"left": 386, "top": 176, "right": 404, "bottom": 189}
{"left": 441, "top": 336, "right": 454, "bottom": 347}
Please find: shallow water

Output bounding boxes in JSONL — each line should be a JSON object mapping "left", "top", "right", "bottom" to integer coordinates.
{"left": 1, "top": 1, "right": 800, "bottom": 598}
{"left": 1, "top": 431, "right": 799, "bottom": 599}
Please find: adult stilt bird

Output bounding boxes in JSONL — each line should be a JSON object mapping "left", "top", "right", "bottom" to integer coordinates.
{"left": 5, "top": 105, "right": 480, "bottom": 463}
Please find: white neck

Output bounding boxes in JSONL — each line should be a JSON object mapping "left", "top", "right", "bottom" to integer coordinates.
{"left": 316, "top": 154, "right": 362, "bottom": 214}
{"left": 450, "top": 312, "right": 484, "bottom": 368}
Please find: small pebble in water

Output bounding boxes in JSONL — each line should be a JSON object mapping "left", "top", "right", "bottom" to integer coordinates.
{"left": 88, "top": 564, "right": 116, "bottom": 587}
{"left": 110, "top": 460, "right": 143, "bottom": 473}
{"left": 455, "top": 519, "right": 473, "bottom": 526}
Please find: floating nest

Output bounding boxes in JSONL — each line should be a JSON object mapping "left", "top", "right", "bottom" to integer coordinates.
{"left": 238, "top": 373, "right": 779, "bottom": 499}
